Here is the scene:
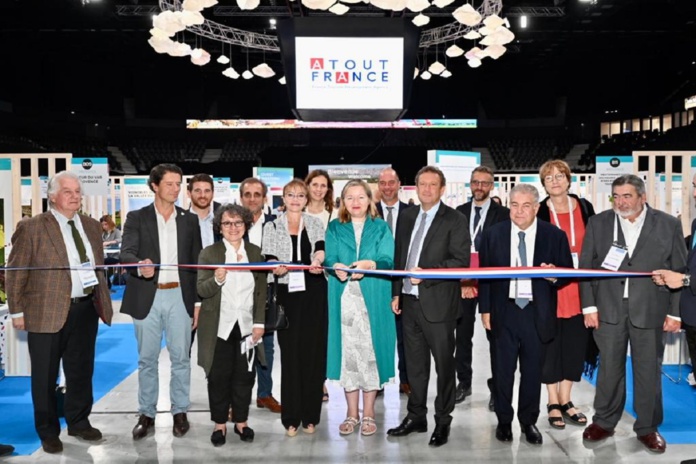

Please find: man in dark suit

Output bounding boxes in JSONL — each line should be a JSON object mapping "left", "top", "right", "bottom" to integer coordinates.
{"left": 120, "top": 163, "right": 203, "bottom": 440}
{"left": 386, "top": 166, "right": 470, "bottom": 447}
{"left": 581, "top": 174, "right": 686, "bottom": 454}
{"left": 478, "top": 183, "right": 573, "bottom": 445}
{"left": 187, "top": 173, "right": 222, "bottom": 248}
{"left": 7, "top": 171, "right": 114, "bottom": 454}
{"left": 653, "top": 173, "right": 696, "bottom": 387}
{"left": 239, "top": 177, "right": 281, "bottom": 413}
{"left": 376, "top": 167, "right": 412, "bottom": 396}
{"left": 455, "top": 165, "right": 509, "bottom": 407}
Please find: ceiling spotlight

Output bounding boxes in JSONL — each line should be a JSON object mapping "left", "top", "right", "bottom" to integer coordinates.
{"left": 270, "top": 18, "right": 277, "bottom": 29}
{"left": 520, "top": 15, "right": 527, "bottom": 29}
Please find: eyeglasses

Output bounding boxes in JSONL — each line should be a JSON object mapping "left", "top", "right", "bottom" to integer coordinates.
{"left": 221, "top": 221, "right": 245, "bottom": 228}
{"left": 470, "top": 180, "right": 493, "bottom": 187}
{"left": 544, "top": 174, "right": 566, "bottom": 183}
{"left": 285, "top": 193, "right": 306, "bottom": 199}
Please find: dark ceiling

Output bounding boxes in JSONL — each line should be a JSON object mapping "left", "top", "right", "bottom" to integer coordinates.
{"left": 0, "top": 0, "right": 695, "bottom": 125}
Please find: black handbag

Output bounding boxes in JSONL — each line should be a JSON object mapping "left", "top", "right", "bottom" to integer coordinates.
{"left": 265, "top": 276, "right": 289, "bottom": 331}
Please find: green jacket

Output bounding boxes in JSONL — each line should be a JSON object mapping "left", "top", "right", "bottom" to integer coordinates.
{"left": 196, "top": 240, "right": 268, "bottom": 376}
{"left": 324, "top": 217, "right": 396, "bottom": 385}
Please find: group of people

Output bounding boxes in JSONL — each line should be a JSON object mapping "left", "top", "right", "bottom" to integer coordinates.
{"left": 4, "top": 160, "right": 691, "bottom": 457}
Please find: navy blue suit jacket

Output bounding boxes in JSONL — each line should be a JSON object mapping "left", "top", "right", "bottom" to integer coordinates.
{"left": 478, "top": 219, "right": 573, "bottom": 343}
{"left": 681, "top": 219, "right": 696, "bottom": 327}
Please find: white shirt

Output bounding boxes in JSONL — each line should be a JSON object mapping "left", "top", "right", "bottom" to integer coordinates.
{"left": 509, "top": 219, "right": 537, "bottom": 300}
{"left": 217, "top": 240, "right": 257, "bottom": 339}
{"left": 248, "top": 215, "right": 264, "bottom": 248}
{"left": 51, "top": 209, "right": 97, "bottom": 298}
{"left": 381, "top": 200, "right": 400, "bottom": 238}
{"left": 618, "top": 207, "right": 647, "bottom": 299}
{"left": 155, "top": 206, "right": 180, "bottom": 285}
{"left": 192, "top": 206, "right": 215, "bottom": 249}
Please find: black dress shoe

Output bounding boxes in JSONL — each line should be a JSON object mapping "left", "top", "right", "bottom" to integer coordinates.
{"left": 495, "top": 424, "right": 513, "bottom": 442}
{"left": 488, "top": 394, "right": 495, "bottom": 412}
{"left": 234, "top": 425, "right": 255, "bottom": 442}
{"left": 387, "top": 418, "right": 427, "bottom": 437}
{"left": 429, "top": 424, "right": 450, "bottom": 447}
{"left": 132, "top": 414, "right": 155, "bottom": 440}
{"left": 210, "top": 430, "right": 226, "bottom": 447}
{"left": 173, "top": 413, "right": 190, "bottom": 437}
{"left": 68, "top": 426, "right": 102, "bottom": 441}
{"left": 455, "top": 384, "right": 472, "bottom": 404}
{"left": 521, "top": 424, "right": 543, "bottom": 445}
{"left": 0, "top": 444, "right": 14, "bottom": 457}
{"left": 41, "top": 437, "right": 63, "bottom": 454}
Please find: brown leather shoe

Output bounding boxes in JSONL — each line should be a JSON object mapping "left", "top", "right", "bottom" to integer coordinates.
{"left": 399, "top": 383, "right": 412, "bottom": 396}
{"left": 41, "top": 437, "right": 63, "bottom": 454}
{"left": 132, "top": 415, "right": 155, "bottom": 440}
{"left": 68, "top": 426, "right": 102, "bottom": 441}
{"left": 637, "top": 431, "right": 667, "bottom": 453}
{"left": 256, "top": 396, "right": 281, "bottom": 413}
{"left": 582, "top": 423, "right": 614, "bottom": 442}
{"left": 173, "top": 413, "right": 190, "bottom": 437}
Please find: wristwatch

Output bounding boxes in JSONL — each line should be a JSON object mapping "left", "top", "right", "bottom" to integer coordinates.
{"left": 683, "top": 274, "right": 691, "bottom": 287}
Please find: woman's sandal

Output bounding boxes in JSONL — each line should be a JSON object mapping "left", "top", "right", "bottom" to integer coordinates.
{"left": 339, "top": 417, "right": 360, "bottom": 435}
{"left": 547, "top": 404, "right": 566, "bottom": 429}
{"left": 361, "top": 417, "right": 377, "bottom": 436}
{"left": 303, "top": 424, "right": 316, "bottom": 434}
{"left": 286, "top": 426, "right": 299, "bottom": 437}
{"left": 561, "top": 401, "right": 587, "bottom": 426}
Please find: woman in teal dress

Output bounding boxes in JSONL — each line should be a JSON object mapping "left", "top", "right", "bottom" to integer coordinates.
{"left": 325, "top": 179, "right": 396, "bottom": 437}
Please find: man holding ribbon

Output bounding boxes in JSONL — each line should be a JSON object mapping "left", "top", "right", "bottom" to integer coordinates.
{"left": 387, "top": 166, "right": 470, "bottom": 447}
{"left": 7, "top": 171, "right": 113, "bottom": 454}
{"left": 455, "top": 165, "right": 508, "bottom": 408}
{"left": 120, "top": 163, "right": 202, "bottom": 440}
{"left": 580, "top": 174, "right": 686, "bottom": 454}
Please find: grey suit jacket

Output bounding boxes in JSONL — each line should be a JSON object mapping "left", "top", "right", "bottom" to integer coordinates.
{"left": 579, "top": 206, "right": 686, "bottom": 328}
{"left": 120, "top": 203, "right": 203, "bottom": 320}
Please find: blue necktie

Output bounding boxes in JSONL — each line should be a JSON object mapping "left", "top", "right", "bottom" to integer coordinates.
{"left": 515, "top": 231, "right": 529, "bottom": 308}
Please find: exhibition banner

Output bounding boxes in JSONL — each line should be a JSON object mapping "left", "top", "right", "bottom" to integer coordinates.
{"left": 427, "top": 150, "right": 480, "bottom": 184}
{"left": 595, "top": 156, "right": 633, "bottom": 194}
{"left": 71, "top": 158, "right": 109, "bottom": 196}
{"left": 253, "top": 167, "right": 294, "bottom": 190}
{"left": 214, "top": 177, "right": 231, "bottom": 205}
{"left": 124, "top": 178, "right": 154, "bottom": 212}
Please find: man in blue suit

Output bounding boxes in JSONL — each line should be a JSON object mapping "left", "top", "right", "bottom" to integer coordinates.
{"left": 478, "top": 183, "right": 573, "bottom": 445}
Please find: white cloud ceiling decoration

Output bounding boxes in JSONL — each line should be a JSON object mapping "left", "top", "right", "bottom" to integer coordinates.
{"left": 150, "top": 27, "right": 172, "bottom": 40}
{"left": 406, "top": 0, "right": 430, "bottom": 13}
{"left": 222, "top": 67, "right": 240, "bottom": 79}
{"left": 467, "top": 57, "right": 482, "bottom": 68}
{"left": 428, "top": 60, "right": 446, "bottom": 75}
{"left": 465, "top": 46, "right": 486, "bottom": 61}
{"left": 412, "top": 13, "right": 430, "bottom": 27}
{"left": 148, "top": 36, "right": 174, "bottom": 54}
{"left": 420, "top": 70, "right": 432, "bottom": 80}
{"left": 463, "top": 30, "right": 481, "bottom": 40}
{"left": 180, "top": 10, "right": 205, "bottom": 26}
{"left": 216, "top": 55, "right": 230, "bottom": 65}
{"left": 252, "top": 63, "right": 276, "bottom": 78}
{"left": 168, "top": 41, "right": 193, "bottom": 57}
{"left": 182, "top": 0, "right": 205, "bottom": 11}
{"left": 479, "top": 26, "right": 515, "bottom": 46}
{"left": 153, "top": 11, "right": 186, "bottom": 36}
{"left": 452, "top": 4, "right": 482, "bottom": 27}
{"left": 483, "top": 13, "right": 505, "bottom": 29}
{"left": 414, "top": 67, "right": 419, "bottom": 79}
{"left": 441, "top": 69, "right": 452, "bottom": 78}
{"left": 483, "top": 43, "right": 507, "bottom": 59}
{"left": 242, "top": 70, "right": 254, "bottom": 79}
{"left": 329, "top": 2, "right": 350, "bottom": 14}
{"left": 236, "top": 0, "right": 261, "bottom": 10}
{"left": 432, "top": 0, "right": 454, "bottom": 7}
{"left": 370, "top": 0, "right": 407, "bottom": 12}
{"left": 190, "top": 48, "right": 211, "bottom": 65}
{"left": 278, "top": 76, "right": 286, "bottom": 85}
{"left": 301, "top": 0, "right": 336, "bottom": 10}
{"left": 445, "top": 44, "right": 464, "bottom": 57}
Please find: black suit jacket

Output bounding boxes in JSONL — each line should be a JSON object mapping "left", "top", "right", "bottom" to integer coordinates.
{"left": 456, "top": 199, "right": 510, "bottom": 249}
{"left": 681, "top": 219, "right": 696, "bottom": 327}
{"left": 478, "top": 219, "right": 573, "bottom": 343}
{"left": 120, "top": 203, "right": 203, "bottom": 320}
{"left": 376, "top": 201, "right": 411, "bottom": 233}
{"left": 393, "top": 201, "right": 471, "bottom": 322}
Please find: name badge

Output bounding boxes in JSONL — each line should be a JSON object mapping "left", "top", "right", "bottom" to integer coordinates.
{"left": 516, "top": 279, "right": 533, "bottom": 298}
{"left": 78, "top": 261, "right": 99, "bottom": 289}
{"left": 571, "top": 252, "right": 579, "bottom": 270}
{"left": 288, "top": 271, "right": 306, "bottom": 293}
{"left": 601, "top": 244, "right": 628, "bottom": 271}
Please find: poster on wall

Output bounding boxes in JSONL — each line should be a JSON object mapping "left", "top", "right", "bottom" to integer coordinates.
{"left": 253, "top": 167, "right": 294, "bottom": 190}
{"left": 427, "top": 150, "right": 481, "bottom": 184}
{"left": 230, "top": 183, "right": 240, "bottom": 205}
{"left": 214, "top": 177, "right": 231, "bottom": 205}
{"left": 657, "top": 174, "right": 683, "bottom": 217}
{"left": 308, "top": 164, "right": 390, "bottom": 202}
{"left": 0, "top": 159, "right": 12, "bottom": 269}
{"left": 71, "top": 158, "right": 109, "bottom": 196}
{"left": 595, "top": 156, "right": 633, "bottom": 194}
{"left": 124, "top": 178, "right": 154, "bottom": 212}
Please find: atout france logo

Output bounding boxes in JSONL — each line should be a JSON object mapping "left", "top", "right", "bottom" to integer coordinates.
{"left": 309, "top": 57, "right": 390, "bottom": 84}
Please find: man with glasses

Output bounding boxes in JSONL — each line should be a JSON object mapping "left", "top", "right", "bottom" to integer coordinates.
{"left": 455, "top": 166, "right": 509, "bottom": 409}
{"left": 239, "top": 177, "right": 281, "bottom": 413}
{"left": 376, "top": 167, "right": 412, "bottom": 396}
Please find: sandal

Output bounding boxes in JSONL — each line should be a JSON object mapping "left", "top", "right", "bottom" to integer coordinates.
{"left": 361, "top": 417, "right": 377, "bottom": 436}
{"left": 547, "top": 404, "right": 565, "bottom": 429}
{"left": 339, "top": 417, "right": 360, "bottom": 435}
{"left": 561, "top": 401, "right": 587, "bottom": 426}
{"left": 303, "top": 424, "right": 316, "bottom": 434}
{"left": 286, "top": 426, "right": 298, "bottom": 437}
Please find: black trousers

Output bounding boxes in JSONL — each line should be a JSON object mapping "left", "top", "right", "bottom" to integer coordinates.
{"left": 27, "top": 298, "right": 99, "bottom": 440}
{"left": 395, "top": 313, "right": 408, "bottom": 384}
{"left": 684, "top": 323, "right": 696, "bottom": 375}
{"left": 402, "top": 295, "right": 456, "bottom": 426}
{"left": 276, "top": 277, "right": 327, "bottom": 429}
{"left": 207, "top": 323, "right": 256, "bottom": 424}
{"left": 494, "top": 301, "right": 546, "bottom": 426}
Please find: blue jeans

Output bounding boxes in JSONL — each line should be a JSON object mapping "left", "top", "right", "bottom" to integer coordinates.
{"left": 133, "top": 288, "right": 192, "bottom": 417}
{"left": 255, "top": 331, "right": 275, "bottom": 398}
